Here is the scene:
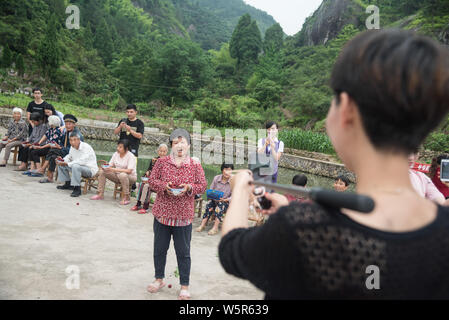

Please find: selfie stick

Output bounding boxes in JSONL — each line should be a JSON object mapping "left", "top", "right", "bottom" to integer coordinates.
{"left": 247, "top": 156, "right": 375, "bottom": 214}
{"left": 252, "top": 181, "right": 375, "bottom": 214}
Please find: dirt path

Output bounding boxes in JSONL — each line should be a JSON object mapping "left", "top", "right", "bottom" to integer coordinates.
{"left": 0, "top": 148, "right": 263, "bottom": 300}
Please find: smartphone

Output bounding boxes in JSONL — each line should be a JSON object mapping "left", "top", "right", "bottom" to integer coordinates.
{"left": 441, "top": 159, "right": 449, "bottom": 182}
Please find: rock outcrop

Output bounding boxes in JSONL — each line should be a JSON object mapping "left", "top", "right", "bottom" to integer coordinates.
{"left": 296, "top": 0, "right": 364, "bottom": 46}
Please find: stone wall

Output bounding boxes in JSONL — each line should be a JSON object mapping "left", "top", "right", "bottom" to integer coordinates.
{"left": 0, "top": 111, "right": 357, "bottom": 182}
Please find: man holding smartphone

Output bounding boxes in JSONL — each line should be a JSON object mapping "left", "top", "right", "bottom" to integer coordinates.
{"left": 113, "top": 104, "right": 145, "bottom": 157}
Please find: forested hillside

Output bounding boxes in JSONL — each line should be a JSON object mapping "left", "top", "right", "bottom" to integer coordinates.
{"left": 0, "top": 0, "right": 448, "bottom": 153}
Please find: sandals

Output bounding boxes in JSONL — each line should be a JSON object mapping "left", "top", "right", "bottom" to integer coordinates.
{"left": 208, "top": 228, "right": 219, "bottom": 236}
{"left": 30, "top": 172, "right": 44, "bottom": 177}
{"left": 130, "top": 205, "right": 141, "bottom": 211}
{"left": 138, "top": 208, "right": 148, "bottom": 214}
{"left": 178, "top": 289, "right": 191, "bottom": 300}
{"left": 90, "top": 195, "right": 104, "bottom": 200}
{"left": 147, "top": 280, "right": 165, "bottom": 293}
{"left": 196, "top": 225, "right": 205, "bottom": 233}
{"left": 39, "top": 178, "right": 53, "bottom": 183}
{"left": 120, "top": 199, "right": 130, "bottom": 205}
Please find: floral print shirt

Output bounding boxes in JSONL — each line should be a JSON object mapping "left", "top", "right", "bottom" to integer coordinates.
{"left": 45, "top": 127, "right": 65, "bottom": 146}
{"left": 149, "top": 155, "right": 207, "bottom": 226}
{"left": 6, "top": 119, "right": 28, "bottom": 141}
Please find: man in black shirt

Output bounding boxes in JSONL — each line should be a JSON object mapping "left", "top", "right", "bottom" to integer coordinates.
{"left": 113, "top": 104, "right": 145, "bottom": 157}
{"left": 26, "top": 88, "right": 48, "bottom": 135}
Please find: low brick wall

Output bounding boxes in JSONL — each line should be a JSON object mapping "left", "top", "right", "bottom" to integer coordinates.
{"left": 0, "top": 112, "right": 357, "bottom": 182}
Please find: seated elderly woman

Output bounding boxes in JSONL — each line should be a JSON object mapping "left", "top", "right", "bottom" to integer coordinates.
{"left": 23, "top": 115, "right": 64, "bottom": 177}
{"left": 15, "top": 112, "right": 48, "bottom": 172}
{"left": 0, "top": 108, "right": 28, "bottom": 167}
{"left": 196, "top": 163, "right": 234, "bottom": 235}
{"left": 90, "top": 139, "right": 137, "bottom": 205}
{"left": 131, "top": 143, "right": 169, "bottom": 214}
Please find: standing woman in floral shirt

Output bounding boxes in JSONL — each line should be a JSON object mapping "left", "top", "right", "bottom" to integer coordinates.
{"left": 147, "top": 128, "right": 207, "bottom": 300}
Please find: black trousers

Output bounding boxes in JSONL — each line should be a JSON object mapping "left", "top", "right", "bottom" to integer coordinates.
{"left": 153, "top": 219, "right": 192, "bottom": 286}
{"left": 29, "top": 147, "right": 49, "bottom": 164}
{"left": 46, "top": 149, "right": 68, "bottom": 172}
{"left": 18, "top": 146, "right": 32, "bottom": 163}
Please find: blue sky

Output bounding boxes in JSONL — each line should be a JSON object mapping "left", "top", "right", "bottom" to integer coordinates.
{"left": 243, "top": 0, "right": 323, "bottom": 36}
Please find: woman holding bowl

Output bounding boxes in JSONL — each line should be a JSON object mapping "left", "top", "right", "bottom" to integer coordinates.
{"left": 147, "top": 128, "right": 207, "bottom": 300}
{"left": 90, "top": 139, "right": 137, "bottom": 205}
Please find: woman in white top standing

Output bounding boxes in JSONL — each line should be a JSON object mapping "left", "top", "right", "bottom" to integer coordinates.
{"left": 257, "top": 121, "right": 284, "bottom": 183}
{"left": 91, "top": 139, "right": 137, "bottom": 205}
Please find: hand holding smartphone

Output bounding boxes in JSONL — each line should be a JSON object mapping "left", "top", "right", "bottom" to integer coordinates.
{"left": 440, "top": 159, "right": 449, "bottom": 182}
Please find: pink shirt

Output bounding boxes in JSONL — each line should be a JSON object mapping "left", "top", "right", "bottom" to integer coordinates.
{"left": 148, "top": 155, "right": 207, "bottom": 226}
{"left": 109, "top": 151, "right": 137, "bottom": 178}
{"left": 409, "top": 169, "right": 445, "bottom": 203}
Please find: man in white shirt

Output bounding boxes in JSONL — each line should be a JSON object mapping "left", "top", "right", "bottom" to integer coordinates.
{"left": 56, "top": 132, "right": 98, "bottom": 197}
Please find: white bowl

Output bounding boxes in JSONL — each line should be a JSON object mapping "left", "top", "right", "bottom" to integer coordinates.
{"left": 171, "top": 188, "right": 184, "bottom": 196}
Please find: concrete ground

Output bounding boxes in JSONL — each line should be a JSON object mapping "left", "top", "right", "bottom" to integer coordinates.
{"left": 0, "top": 139, "right": 264, "bottom": 300}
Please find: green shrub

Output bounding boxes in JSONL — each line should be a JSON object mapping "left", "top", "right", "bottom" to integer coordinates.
{"left": 173, "top": 108, "right": 193, "bottom": 120}
{"left": 279, "top": 129, "right": 335, "bottom": 154}
{"left": 424, "top": 132, "right": 449, "bottom": 152}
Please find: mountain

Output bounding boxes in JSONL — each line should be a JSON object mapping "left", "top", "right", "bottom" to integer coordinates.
{"left": 281, "top": 0, "right": 449, "bottom": 128}
{"left": 173, "top": 0, "right": 278, "bottom": 50}
{"left": 294, "top": 0, "right": 449, "bottom": 47}
{"left": 130, "top": 0, "right": 278, "bottom": 50}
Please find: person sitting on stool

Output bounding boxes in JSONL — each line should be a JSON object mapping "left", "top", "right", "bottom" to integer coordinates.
{"left": 56, "top": 132, "right": 98, "bottom": 197}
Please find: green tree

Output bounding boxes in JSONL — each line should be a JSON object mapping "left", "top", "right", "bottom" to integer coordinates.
{"left": 37, "top": 14, "right": 61, "bottom": 78}
{"left": 209, "top": 43, "right": 237, "bottom": 79}
{"left": 16, "top": 53, "right": 24, "bottom": 76}
{"left": 230, "top": 14, "right": 262, "bottom": 67}
{"left": 82, "top": 22, "right": 94, "bottom": 50}
{"left": 1, "top": 45, "right": 12, "bottom": 68}
{"left": 94, "top": 18, "right": 114, "bottom": 65}
{"left": 252, "top": 79, "right": 281, "bottom": 110}
{"left": 263, "top": 23, "right": 284, "bottom": 54}
{"left": 151, "top": 37, "right": 213, "bottom": 103}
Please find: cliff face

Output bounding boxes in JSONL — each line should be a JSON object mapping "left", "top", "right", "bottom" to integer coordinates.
{"left": 296, "top": 0, "right": 363, "bottom": 46}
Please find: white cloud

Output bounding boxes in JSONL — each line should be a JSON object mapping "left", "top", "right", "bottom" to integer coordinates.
{"left": 243, "top": 0, "right": 323, "bottom": 36}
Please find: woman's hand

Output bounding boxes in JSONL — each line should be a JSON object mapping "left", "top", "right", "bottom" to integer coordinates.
{"left": 178, "top": 183, "right": 192, "bottom": 196}
{"left": 261, "top": 192, "right": 289, "bottom": 216}
{"left": 231, "top": 170, "right": 254, "bottom": 195}
{"left": 103, "top": 166, "right": 114, "bottom": 173}
{"left": 265, "top": 138, "right": 270, "bottom": 146}
{"left": 145, "top": 171, "right": 150, "bottom": 177}
{"left": 165, "top": 182, "right": 174, "bottom": 196}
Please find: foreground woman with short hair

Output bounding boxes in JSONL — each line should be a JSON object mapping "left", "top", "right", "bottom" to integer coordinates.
{"left": 219, "top": 29, "right": 449, "bottom": 299}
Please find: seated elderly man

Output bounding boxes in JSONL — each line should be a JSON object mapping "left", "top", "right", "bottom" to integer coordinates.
{"left": 56, "top": 132, "right": 98, "bottom": 197}
{"left": 0, "top": 108, "right": 28, "bottom": 167}
{"left": 38, "top": 114, "right": 84, "bottom": 183}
